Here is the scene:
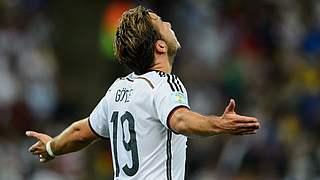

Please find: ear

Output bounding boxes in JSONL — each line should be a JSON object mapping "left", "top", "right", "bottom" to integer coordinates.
{"left": 155, "top": 40, "right": 167, "bottom": 54}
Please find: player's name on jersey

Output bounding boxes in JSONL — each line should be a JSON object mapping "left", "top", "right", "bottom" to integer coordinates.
{"left": 115, "top": 88, "right": 133, "bottom": 103}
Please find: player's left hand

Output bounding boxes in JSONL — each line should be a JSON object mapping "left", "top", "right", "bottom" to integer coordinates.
{"left": 26, "top": 131, "right": 54, "bottom": 163}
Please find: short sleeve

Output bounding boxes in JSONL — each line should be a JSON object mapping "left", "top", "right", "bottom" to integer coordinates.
{"left": 89, "top": 95, "right": 110, "bottom": 138}
{"left": 154, "top": 74, "right": 190, "bottom": 129}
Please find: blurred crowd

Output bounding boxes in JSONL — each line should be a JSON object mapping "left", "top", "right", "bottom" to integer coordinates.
{"left": 167, "top": 0, "right": 320, "bottom": 179}
{"left": 0, "top": 0, "right": 319, "bottom": 180}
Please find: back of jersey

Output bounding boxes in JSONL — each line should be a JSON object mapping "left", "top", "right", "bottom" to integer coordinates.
{"left": 89, "top": 71, "right": 190, "bottom": 180}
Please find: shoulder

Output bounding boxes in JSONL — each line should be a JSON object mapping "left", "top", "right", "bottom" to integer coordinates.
{"left": 141, "top": 71, "right": 185, "bottom": 93}
{"left": 104, "top": 77, "right": 124, "bottom": 96}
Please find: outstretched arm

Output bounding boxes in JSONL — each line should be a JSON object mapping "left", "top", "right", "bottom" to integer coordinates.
{"left": 26, "top": 118, "right": 99, "bottom": 163}
{"left": 169, "top": 99, "right": 260, "bottom": 137}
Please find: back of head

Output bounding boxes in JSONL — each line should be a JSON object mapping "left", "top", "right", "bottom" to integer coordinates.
{"left": 114, "top": 6, "right": 161, "bottom": 75}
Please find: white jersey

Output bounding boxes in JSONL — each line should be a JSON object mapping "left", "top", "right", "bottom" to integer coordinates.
{"left": 89, "top": 70, "right": 190, "bottom": 180}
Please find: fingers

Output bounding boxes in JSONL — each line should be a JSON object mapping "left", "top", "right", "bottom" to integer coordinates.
{"left": 28, "top": 145, "right": 54, "bottom": 163}
{"left": 26, "top": 131, "right": 43, "bottom": 140}
{"left": 28, "top": 142, "right": 46, "bottom": 156}
{"left": 30, "top": 146, "right": 45, "bottom": 156}
{"left": 220, "top": 102, "right": 261, "bottom": 135}
{"left": 37, "top": 153, "right": 53, "bottom": 163}
{"left": 219, "top": 117, "right": 260, "bottom": 135}
{"left": 28, "top": 141, "right": 41, "bottom": 152}
{"left": 26, "top": 131, "right": 52, "bottom": 145}
{"left": 230, "top": 128, "right": 258, "bottom": 135}
{"left": 39, "top": 154, "right": 46, "bottom": 163}
{"left": 224, "top": 99, "right": 236, "bottom": 114}
{"left": 237, "top": 121, "right": 260, "bottom": 128}
{"left": 39, "top": 153, "right": 53, "bottom": 163}
{"left": 234, "top": 115, "right": 258, "bottom": 123}
{"left": 233, "top": 121, "right": 260, "bottom": 136}
{"left": 226, "top": 114, "right": 259, "bottom": 127}
{"left": 26, "top": 131, "right": 54, "bottom": 163}
{"left": 237, "top": 130, "right": 257, "bottom": 135}
{"left": 28, "top": 141, "right": 42, "bottom": 152}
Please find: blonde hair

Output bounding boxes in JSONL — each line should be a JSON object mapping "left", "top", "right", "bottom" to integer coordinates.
{"left": 114, "top": 6, "right": 161, "bottom": 75}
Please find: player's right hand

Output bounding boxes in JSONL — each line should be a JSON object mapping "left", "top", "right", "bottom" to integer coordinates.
{"left": 26, "top": 131, "right": 54, "bottom": 163}
{"left": 217, "top": 99, "right": 260, "bottom": 135}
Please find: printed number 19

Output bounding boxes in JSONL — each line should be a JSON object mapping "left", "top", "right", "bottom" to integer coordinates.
{"left": 111, "top": 111, "right": 139, "bottom": 177}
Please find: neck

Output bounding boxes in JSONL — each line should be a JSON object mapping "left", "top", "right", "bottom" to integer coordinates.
{"left": 151, "top": 55, "right": 172, "bottom": 73}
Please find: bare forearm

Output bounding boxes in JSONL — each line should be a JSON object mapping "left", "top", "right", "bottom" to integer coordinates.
{"left": 50, "top": 118, "right": 97, "bottom": 155}
{"left": 170, "top": 106, "right": 259, "bottom": 138}
{"left": 171, "top": 110, "right": 221, "bottom": 138}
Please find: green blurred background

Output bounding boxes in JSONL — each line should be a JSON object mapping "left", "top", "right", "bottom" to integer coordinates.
{"left": 0, "top": 0, "right": 319, "bottom": 179}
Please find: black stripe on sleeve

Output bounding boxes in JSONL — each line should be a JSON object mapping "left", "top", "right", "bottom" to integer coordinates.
{"left": 166, "top": 74, "right": 176, "bottom": 91}
{"left": 166, "top": 130, "right": 172, "bottom": 180}
{"left": 174, "top": 75, "right": 184, "bottom": 93}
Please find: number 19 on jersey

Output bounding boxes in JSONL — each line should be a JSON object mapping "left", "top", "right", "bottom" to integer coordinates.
{"left": 110, "top": 111, "right": 139, "bottom": 177}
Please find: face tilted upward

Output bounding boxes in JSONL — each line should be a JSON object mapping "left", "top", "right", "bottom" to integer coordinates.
{"left": 114, "top": 6, "right": 180, "bottom": 74}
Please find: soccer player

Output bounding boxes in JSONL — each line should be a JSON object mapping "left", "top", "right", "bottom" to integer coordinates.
{"left": 26, "top": 6, "right": 260, "bottom": 180}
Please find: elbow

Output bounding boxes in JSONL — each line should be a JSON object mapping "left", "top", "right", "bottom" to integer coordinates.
{"left": 170, "top": 109, "right": 215, "bottom": 138}
{"left": 71, "top": 121, "right": 91, "bottom": 142}
{"left": 169, "top": 108, "right": 191, "bottom": 136}
{"left": 71, "top": 121, "right": 81, "bottom": 132}
{"left": 70, "top": 122, "right": 83, "bottom": 141}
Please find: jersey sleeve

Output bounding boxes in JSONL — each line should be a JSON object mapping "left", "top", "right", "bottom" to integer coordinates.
{"left": 89, "top": 95, "right": 110, "bottom": 138}
{"left": 154, "top": 74, "right": 190, "bottom": 130}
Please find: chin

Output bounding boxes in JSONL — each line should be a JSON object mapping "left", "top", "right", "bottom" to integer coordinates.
{"left": 176, "top": 41, "right": 181, "bottom": 49}
{"left": 175, "top": 42, "right": 181, "bottom": 52}
{"left": 173, "top": 38, "right": 181, "bottom": 49}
